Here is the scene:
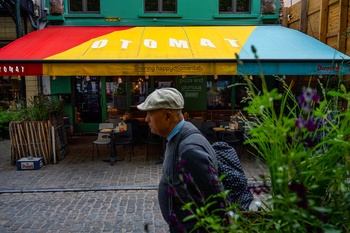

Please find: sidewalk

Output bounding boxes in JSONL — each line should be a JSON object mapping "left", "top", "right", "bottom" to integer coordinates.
{"left": 0, "top": 136, "right": 268, "bottom": 232}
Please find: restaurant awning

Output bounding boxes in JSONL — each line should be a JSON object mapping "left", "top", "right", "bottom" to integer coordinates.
{"left": 0, "top": 25, "right": 349, "bottom": 76}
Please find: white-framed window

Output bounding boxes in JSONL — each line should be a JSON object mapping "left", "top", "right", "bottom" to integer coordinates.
{"left": 69, "top": 0, "right": 100, "bottom": 13}
{"left": 144, "top": 0, "right": 176, "bottom": 13}
{"left": 219, "top": 0, "right": 251, "bottom": 14}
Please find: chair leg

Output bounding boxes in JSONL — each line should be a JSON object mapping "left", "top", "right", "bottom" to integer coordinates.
{"left": 130, "top": 144, "right": 132, "bottom": 162}
{"left": 96, "top": 145, "right": 100, "bottom": 157}
{"left": 128, "top": 143, "right": 133, "bottom": 162}
{"left": 130, "top": 143, "right": 135, "bottom": 161}
{"left": 92, "top": 144, "right": 95, "bottom": 161}
{"left": 146, "top": 143, "right": 149, "bottom": 161}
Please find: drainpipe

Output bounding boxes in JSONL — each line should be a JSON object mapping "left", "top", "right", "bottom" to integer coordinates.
{"left": 35, "top": 0, "right": 47, "bottom": 95}
{"left": 28, "top": 14, "right": 38, "bottom": 30}
{"left": 15, "top": 0, "right": 22, "bottom": 38}
{"left": 28, "top": 0, "right": 46, "bottom": 30}
{"left": 36, "top": 0, "right": 47, "bottom": 29}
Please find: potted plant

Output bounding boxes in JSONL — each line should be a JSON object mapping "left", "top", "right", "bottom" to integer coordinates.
{"left": 170, "top": 75, "right": 350, "bottom": 232}
{"left": 0, "top": 107, "right": 24, "bottom": 140}
{"left": 9, "top": 96, "right": 66, "bottom": 164}
{"left": 239, "top": 76, "right": 350, "bottom": 232}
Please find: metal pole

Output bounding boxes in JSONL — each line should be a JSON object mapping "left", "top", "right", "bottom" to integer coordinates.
{"left": 15, "top": 0, "right": 22, "bottom": 38}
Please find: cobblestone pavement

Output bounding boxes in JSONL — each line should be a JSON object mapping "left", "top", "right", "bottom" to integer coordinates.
{"left": 0, "top": 136, "right": 268, "bottom": 232}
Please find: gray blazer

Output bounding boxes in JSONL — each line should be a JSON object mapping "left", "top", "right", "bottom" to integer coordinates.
{"left": 158, "top": 121, "right": 225, "bottom": 231}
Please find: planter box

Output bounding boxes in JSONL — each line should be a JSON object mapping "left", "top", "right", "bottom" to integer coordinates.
{"left": 10, "top": 121, "right": 52, "bottom": 165}
{"left": 16, "top": 157, "right": 44, "bottom": 170}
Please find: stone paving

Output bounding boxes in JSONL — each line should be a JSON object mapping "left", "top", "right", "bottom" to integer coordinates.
{"left": 0, "top": 136, "right": 268, "bottom": 232}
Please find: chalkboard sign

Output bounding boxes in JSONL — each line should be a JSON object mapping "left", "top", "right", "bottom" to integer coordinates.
{"left": 176, "top": 76, "right": 207, "bottom": 111}
{"left": 51, "top": 113, "right": 69, "bottom": 161}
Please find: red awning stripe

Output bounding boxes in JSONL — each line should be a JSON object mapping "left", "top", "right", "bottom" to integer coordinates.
{"left": 0, "top": 26, "right": 133, "bottom": 60}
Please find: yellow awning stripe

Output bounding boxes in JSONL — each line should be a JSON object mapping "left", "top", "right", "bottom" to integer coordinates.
{"left": 46, "top": 26, "right": 256, "bottom": 60}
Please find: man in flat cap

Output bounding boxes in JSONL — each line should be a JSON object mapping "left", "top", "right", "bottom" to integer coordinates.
{"left": 137, "top": 88, "right": 225, "bottom": 232}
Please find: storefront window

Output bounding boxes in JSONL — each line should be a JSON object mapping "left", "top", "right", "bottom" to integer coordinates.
{"left": 106, "top": 77, "right": 125, "bottom": 113}
{"left": 207, "top": 76, "right": 232, "bottom": 109}
{"left": 144, "top": 0, "right": 176, "bottom": 13}
{"left": 75, "top": 76, "right": 101, "bottom": 123}
{"left": 219, "top": 0, "right": 251, "bottom": 14}
{"left": 0, "top": 77, "right": 20, "bottom": 109}
{"left": 105, "top": 76, "right": 151, "bottom": 113}
{"left": 69, "top": 0, "right": 100, "bottom": 13}
{"left": 155, "top": 78, "right": 174, "bottom": 89}
{"left": 130, "top": 77, "right": 150, "bottom": 106}
{"left": 234, "top": 75, "right": 248, "bottom": 109}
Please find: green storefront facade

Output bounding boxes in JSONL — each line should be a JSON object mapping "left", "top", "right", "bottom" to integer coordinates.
{"left": 44, "top": 0, "right": 280, "bottom": 133}
{"left": 3, "top": 1, "right": 348, "bottom": 133}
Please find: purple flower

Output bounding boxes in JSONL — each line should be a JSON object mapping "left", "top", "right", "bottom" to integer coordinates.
{"left": 295, "top": 115, "right": 305, "bottom": 129}
{"left": 175, "top": 159, "right": 186, "bottom": 171}
{"left": 295, "top": 114, "right": 318, "bottom": 133}
{"left": 299, "top": 87, "right": 320, "bottom": 105}
{"left": 302, "top": 136, "right": 317, "bottom": 148}
{"left": 298, "top": 87, "right": 320, "bottom": 114}
{"left": 168, "top": 187, "right": 176, "bottom": 197}
{"left": 182, "top": 173, "right": 193, "bottom": 184}
{"left": 208, "top": 165, "right": 218, "bottom": 175}
{"left": 193, "top": 191, "right": 205, "bottom": 203}
{"left": 304, "top": 116, "right": 317, "bottom": 132}
{"left": 289, "top": 181, "right": 309, "bottom": 209}
{"left": 211, "top": 177, "right": 220, "bottom": 186}
{"left": 248, "top": 183, "right": 271, "bottom": 195}
{"left": 168, "top": 210, "right": 178, "bottom": 226}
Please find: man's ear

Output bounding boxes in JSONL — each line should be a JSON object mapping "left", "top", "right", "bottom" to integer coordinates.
{"left": 165, "top": 111, "right": 172, "bottom": 120}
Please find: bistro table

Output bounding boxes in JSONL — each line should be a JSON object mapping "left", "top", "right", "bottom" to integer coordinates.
{"left": 99, "top": 128, "right": 125, "bottom": 166}
{"left": 210, "top": 126, "right": 243, "bottom": 141}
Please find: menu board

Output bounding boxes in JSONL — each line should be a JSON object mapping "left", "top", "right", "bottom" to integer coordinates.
{"left": 51, "top": 113, "right": 69, "bottom": 161}
{"left": 176, "top": 76, "right": 207, "bottom": 111}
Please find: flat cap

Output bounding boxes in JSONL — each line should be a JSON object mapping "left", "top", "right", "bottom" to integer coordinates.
{"left": 137, "top": 88, "right": 184, "bottom": 111}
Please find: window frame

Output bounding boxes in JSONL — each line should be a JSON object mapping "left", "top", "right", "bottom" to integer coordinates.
{"left": 219, "top": 0, "right": 251, "bottom": 14}
{"left": 144, "top": 0, "right": 177, "bottom": 14}
{"left": 68, "top": 0, "right": 101, "bottom": 14}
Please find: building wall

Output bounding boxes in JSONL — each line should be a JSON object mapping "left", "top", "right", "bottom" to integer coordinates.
{"left": 45, "top": 0, "right": 280, "bottom": 26}
{"left": 25, "top": 76, "right": 39, "bottom": 100}
{"left": 281, "top": 0, "right": 349, "bottom": 55}
{"left": 0, "top": 18, "right": 18, "bottom": 41}
{"left": 0, "top": 10, "right": 37, "bottom": 48}
{"left": 284, "top": 0, "right": 301, "bottom": 7}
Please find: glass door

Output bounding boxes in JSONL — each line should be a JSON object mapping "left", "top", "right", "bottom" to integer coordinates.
{"left": 75, "top": 76, "right": 102, "bottom": 124}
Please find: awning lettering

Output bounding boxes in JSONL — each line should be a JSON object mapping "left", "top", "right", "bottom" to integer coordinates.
{"left": 317, "top": 64, "right": 340, "bottom": 72}
{"left": 91, "top": 37, "right": 240, "bottom": 50}
{"left": 0, "top": 64, "right": 25, "bottom": 75}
